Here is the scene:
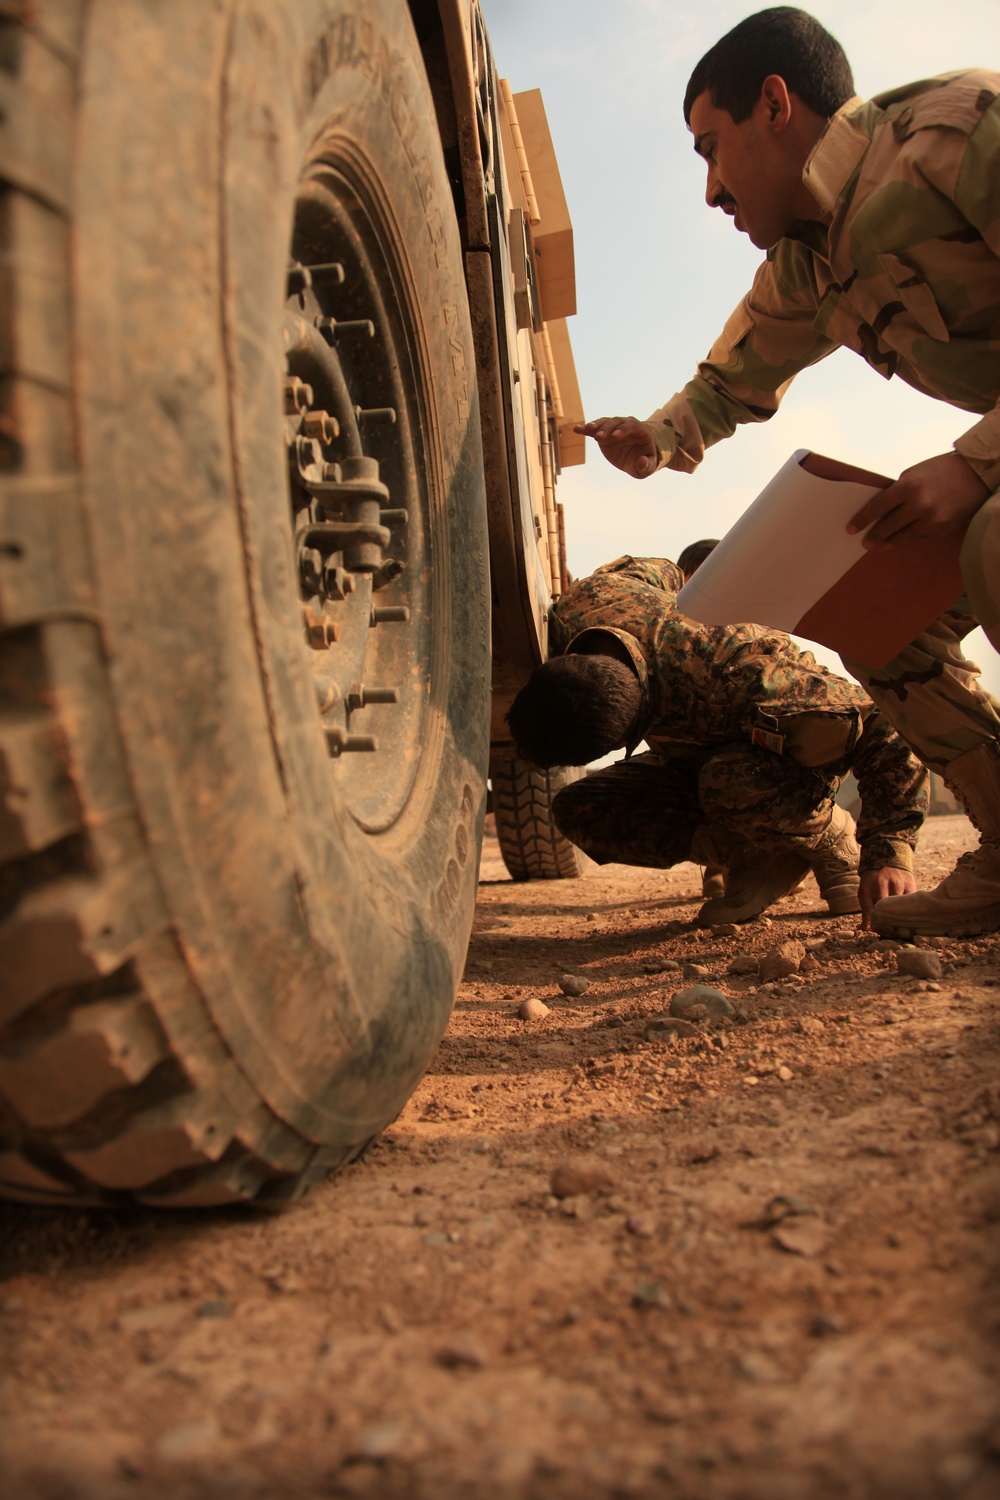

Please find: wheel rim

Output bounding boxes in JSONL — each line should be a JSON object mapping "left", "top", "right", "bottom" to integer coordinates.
{"left": 284, "top": 162, "right": 435, "bottom": 835}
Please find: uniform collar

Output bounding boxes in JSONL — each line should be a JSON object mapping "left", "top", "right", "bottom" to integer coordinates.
{"left": 801, "top": 95, "right": 868, "bottom": 215}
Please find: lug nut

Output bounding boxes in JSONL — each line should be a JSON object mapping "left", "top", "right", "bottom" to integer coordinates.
{"left": 302, "top": 410, "right": 340, "bottom": 444}
{"left": 303, "top": 604, "right": 339, "bottom": 649}
{"left": 284, "top": 376, "right": 314, "bottom": 415}
{"left": 323, "top": 562, "right": 356, "bottom": 601}
{"left": 299, "top": 547, "right": 323, "bottom": 595}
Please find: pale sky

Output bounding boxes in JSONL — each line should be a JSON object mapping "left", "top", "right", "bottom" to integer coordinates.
{"left": 484, "top": 0, "right": 1000, "bottom": 695}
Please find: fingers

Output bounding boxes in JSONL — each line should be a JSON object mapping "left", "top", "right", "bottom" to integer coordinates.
{"left": 573, "top": 416, "right": 645, "bottom": 442}
{"left": 846, "top": 484, "right": 898, "bottom": 538}
{"left": 571, "top": 417, "right": 658, "bottom": 478}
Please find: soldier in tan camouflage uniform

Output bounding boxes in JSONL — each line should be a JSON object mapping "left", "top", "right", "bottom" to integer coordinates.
{"left": 507, "top": 555, "right": 928, "bottom": 927}
{"left": 576, "top": 7, "right": 1000, "bottom": 939}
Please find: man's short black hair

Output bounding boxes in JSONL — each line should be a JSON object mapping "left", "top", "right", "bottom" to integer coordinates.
{"left": 677, "top": 538, "right": 720, "bottom": 578}
{"left": 683, "top": 7, "right": 854, "bottom": 126}
{"left": 507, "top": 654, "right": 642, "bottom": 769}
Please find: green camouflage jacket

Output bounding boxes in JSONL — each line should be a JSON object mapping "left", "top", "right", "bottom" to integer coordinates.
{"left": 551, "top": 557, "right": 927, "bottom": 870}
{"left": 648, "top": 70, "right": 1000, "bottom": 492}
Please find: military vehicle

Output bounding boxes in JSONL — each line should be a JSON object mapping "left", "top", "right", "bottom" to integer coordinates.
{"left": 0, "top": 0, "right": 586, "bottom": 1205}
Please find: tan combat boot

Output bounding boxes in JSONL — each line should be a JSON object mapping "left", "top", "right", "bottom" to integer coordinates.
{"left": 697, "top": 843, "right": 811, "bottom": 926}
{"left": 689, "top": 827, "right": 728, "bottom": 900}
{"left": 802, "top": 804, "right": 861, "bottom": 916}
{"left": 872, "top": 741, "right": 1000, "bottom": 938}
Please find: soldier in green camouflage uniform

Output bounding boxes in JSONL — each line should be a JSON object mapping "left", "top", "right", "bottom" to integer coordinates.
{"left": 576, "top": 8, "right": 1000, "bottom": 938}
{"left": 508, "top": 555, "right": 927, "bottom": 926}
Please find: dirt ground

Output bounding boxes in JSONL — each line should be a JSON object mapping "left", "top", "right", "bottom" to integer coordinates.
{"left": 1, "top": 813, "right": 998, "bottom": 1500}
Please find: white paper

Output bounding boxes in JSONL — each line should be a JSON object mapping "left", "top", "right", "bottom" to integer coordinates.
{"left": 675, "top": 450, "right": 882, "bottom": 630}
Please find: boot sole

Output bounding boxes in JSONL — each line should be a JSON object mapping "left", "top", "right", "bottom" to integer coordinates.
{"left": 873, "top": 902, "right": 1000, "bottom": 939}
{"left": 696, "top": 857, "right": 811, "bottom": 926}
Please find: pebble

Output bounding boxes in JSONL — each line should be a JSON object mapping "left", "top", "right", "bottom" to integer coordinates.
{"left": 669, "top": 985, "right": 734, "bottom": 1019}
{"left": 895, "top": 949, "right": 942, "bottom": 980}
{"left": 759, "top": 940, "right": 806, "bottom": 982}
{"left": 809, "top": 1312, "right": 847, "bottom": 1338}
{"left": 771, "top": 1219, "right": 828, "bottom": 1257}
{"left": 711, "top": 924, "right": 740, "bottom": 937}
{"left": 550, "top": 1161, "right": 607, "bottom": 1198}
{"left": 434, "top": 1335, "right": 487, "bottom": 1370}
{"left": 686, "top": 963, "right": 712, "bottom": 978}
{"left": 642, "top": 958, "right": 681, "bottom": 974}
{"left": 777, "top": 1065, "right": 794, "bottom": 1082}
{"left": 625, "top": 1215, "right": 656, "bottom": 1239}
{"left": 631, "top": 1280, "right": 672, "bottom": 1310}
{"left": 156, "top": 1419, "right": 220, "bottom": 1463}
{"left": 518, "top": 997, "right": 550, "bottom": 1021}
{"left": 559, "top": 973, "right": 591, "bottom": 997}
{"left": 727, "top": 955, "right": 759, "bottom": 976}
{"left": 354, "top": 1422, "right": 408, "bottom": 1461}
{"left": 645, "top": 1017, "right": 698, "bottom": 1041}
{"left": 195, "top": 1298, "right": 231, "bottom": 1320}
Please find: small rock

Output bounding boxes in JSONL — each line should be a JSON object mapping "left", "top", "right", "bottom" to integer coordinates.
{"left": 669, "top": 985, "right": 734, "bottom": 1019}
{"left": 771, "top": 1219, "right": 828, "bottom": 1257}
{"left": 156, "top": 1419, "right": 220, "bottom": 1463}
{"left": 550, "top": 1161, "right": 607, "bottom": 1199}
{"left": 711, "top": 924, "right": 740, "bottom": 937}
{"left": 687, "top": 963, "right": 712, "bottom": 978}
{"left": 518, "top": 997, "right": 550, "bottom": 1021}
{"left": 809, "top": 1312, "right": 846, "bottom": 1337}
{"left": 435, "top": 1335, "right": 487, "bottom": 1370}
{"left": 777, "top": 1065, "right": 794, "bottom": 1082}
{"left": 195, "top": 1298, "right": 231, "bottom": 1320}
{"left": 895, "top": 949, "right": 942, "bottom": 980}
{"left": 759, "top": 941, "right": 806, "bottom": 982}
{"left": 625, "top": 1215, "right": 656, "bottom": 1239}
{"left": 559, "top": 973, "right": 591, "bottom": 997}
{"left": 797, "top": 1016, "right": 824, "bottom": 1034}
{"left": 354, "top": 1422, "right": 408, "bottom": 1461}
{"left": 645, "top": 1017, "right": 698, "bottom": 1041}
{"left": 631, "top": 1280, "right": 672, "bottom": 1310}
{"left": 727, "top": 955, "right": 759, "bottom": 976}
{"left": 642, "top": 958, "right": 680, "bottom": 974}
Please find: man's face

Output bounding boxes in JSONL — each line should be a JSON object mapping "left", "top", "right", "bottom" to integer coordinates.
{"left": 688, "top": 87, "right": 803, "bottom": 251}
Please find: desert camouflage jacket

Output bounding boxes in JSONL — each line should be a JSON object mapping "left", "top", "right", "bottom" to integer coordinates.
{"left": 648, "top": 70, "right": 1000, "bottom": 492}
{"left": 550, "top": 557, "right": 927, "bottom": 870}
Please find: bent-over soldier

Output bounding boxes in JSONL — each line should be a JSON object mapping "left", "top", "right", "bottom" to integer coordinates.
{"left": 508, "top": 556, "right": 928, "bottom": 927}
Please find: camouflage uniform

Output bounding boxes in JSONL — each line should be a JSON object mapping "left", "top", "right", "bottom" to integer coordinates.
{"left": 550, "top": 557, "right": 927, "bottom": 873}
{"left": 646, "top": 70, "right": 1000, "bottom": 774}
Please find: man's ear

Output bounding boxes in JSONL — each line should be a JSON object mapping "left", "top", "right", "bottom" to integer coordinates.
{"left": 759, "top": 73, "right": 793, "bottom": 131}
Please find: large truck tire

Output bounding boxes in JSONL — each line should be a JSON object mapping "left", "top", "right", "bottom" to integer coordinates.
{"left": 0, "top": 0, "right": 490, "bottom": 1205}
{"left": 490, "top": 758, "right": 591, "bottom": 882}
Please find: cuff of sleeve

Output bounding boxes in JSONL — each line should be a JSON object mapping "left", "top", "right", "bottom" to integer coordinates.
{"left": 954, "top": 419, "right": 1000, "bottom": 495}
{"left": 651, "top": 425, "right": 675, "bottom": 473}
{"left": 859, "top": 838, "right": 915, "bottom": 874}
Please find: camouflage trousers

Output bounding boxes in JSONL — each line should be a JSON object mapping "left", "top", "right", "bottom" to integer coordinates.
{"left": 551, "top": 745, "right": 838, "bottom": 870}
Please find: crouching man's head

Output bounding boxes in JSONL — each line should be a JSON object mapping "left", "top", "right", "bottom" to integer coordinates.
{"left": 507, "top": 640, "right": 642, "bottom": 768}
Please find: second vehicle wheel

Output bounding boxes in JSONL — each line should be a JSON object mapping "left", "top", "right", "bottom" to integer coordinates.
{"left": 0, "top": 0, "right": 489, "bottom": 1205}
{"left": 489, "top": 758, "right": 592, "bottom": 881}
